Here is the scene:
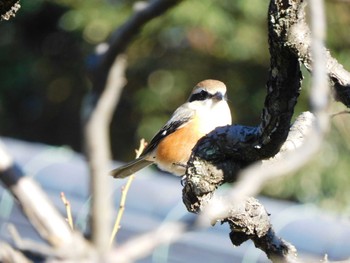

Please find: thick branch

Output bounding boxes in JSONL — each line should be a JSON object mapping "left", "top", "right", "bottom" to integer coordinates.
{"left": 183, "top": 0, "right": 303, "bottom": 212}
{"left": 222, "top": 198, "right": 299, "bottom": 263}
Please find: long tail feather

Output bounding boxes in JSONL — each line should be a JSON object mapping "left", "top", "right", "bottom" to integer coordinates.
{"left": 110, "top": 157, "right": 153, "bottom": 179}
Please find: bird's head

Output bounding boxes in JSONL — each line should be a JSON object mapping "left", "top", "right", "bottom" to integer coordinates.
{"left": 188, "top": 79, "right": 228, "bottom": 103}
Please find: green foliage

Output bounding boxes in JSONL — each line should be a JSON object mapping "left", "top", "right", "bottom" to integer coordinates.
{"left": 56, "top": 0, "right": 131, "bottom": 44}
{"left": 1, "top": 0, "right": 350, "bottom": 212}
{"left": 264, "top": 111, "right": 350, "bottom": 212}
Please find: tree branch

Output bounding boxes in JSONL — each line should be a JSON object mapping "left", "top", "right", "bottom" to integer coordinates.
{"left": 109, "top": 221, "right": 188, "bottom": 263}
{"left": 209, "top": 0, "right": 330, "bottom": 204}
{"left": 190, "top": 112, "right": 314, "bottom": 263}
{"left": 211, "top": 112, "right": 315, "bottom": 204}
{"left": 0, "top": 241, "right": 32, "bottom": 263}
{"left": 221, "top": 197, "right": 299, "bottom": 263}
{"left": 84, "top": 55, "right": 127, "bottom": 255}
{"left": 84, "top": 0, "right": 182, "bottom": 257}
{"left": 183, "top": 0, "right": 330, "bottom": 261}
{"left": 183, "top": 0, "right": 303, "bottom": 213}
{"left": 0, "top": 141, "right": 92, "bottom": 259}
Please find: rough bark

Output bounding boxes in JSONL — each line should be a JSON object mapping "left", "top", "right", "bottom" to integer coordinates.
{"left": 223, "top": 198, "right": 299, "bottom": 263}
{"left": 183, "top": 0, "right": 303, "bottom": 213}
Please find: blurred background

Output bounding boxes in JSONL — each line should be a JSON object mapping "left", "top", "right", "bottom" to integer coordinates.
{"left": 1, "top": 0, "right": 350, "bottom": 213}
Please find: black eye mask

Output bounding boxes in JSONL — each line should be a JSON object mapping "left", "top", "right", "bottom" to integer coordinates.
{"left": 188, "top": 90, "right": 225, "bottom": 102}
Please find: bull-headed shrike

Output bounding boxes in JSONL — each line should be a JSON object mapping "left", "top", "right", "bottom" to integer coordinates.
{"left": 111, "top": 79, "right": 232, "bottom": 179}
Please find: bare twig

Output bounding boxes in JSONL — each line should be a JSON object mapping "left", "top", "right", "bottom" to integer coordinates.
{"left": 60, "top": 192, "right": 74, "bottom": 230}
{"left": 110, "top": 221, "right": 187, "bottom": 263}
{"left": 331, "top": 110, "right": 350, "bottom": 117}
{"left": 109, "top": 139, "right": 147, "bottom": 246}
{"left": 0, "top": 241, "right": 32, "bottom": 263}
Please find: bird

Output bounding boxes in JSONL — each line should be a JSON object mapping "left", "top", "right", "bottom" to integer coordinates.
{"left": 111, "top": 79, "right": 232, "bottom": 179}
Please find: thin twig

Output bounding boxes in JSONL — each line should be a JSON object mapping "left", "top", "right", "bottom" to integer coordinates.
{"left": 0, "top": 140, "right": 91, "bottom": 257}
{"left": 60, "top": 192, "right": 74, "bottom": 230}
{"left": 109, "top": 139, "right": 147, "bottom": 246}
{"left": 330, "top": 110, "right": 350, "bottom": 118}
{"left": 7, "top": 224, "right": 57, "bottom": 257}
{"left": 0, "top": 241, "right": 32, "bottom": 263}
{"left": 109, "top": 222, "right": 187, "bottom": 263}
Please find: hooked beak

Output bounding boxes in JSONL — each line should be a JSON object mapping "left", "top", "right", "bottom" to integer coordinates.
{"left": 213, "top": 92, "right": 225, "bottom": 101}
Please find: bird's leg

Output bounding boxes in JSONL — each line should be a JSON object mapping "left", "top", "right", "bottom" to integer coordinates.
{"left": 172, "top": 162, "right": 188, "bottom": 186}
{"left": 173, "top": 162, "right": 187, "bottom": 168}
{"left": 180, "top": 174, "right": 187, "bottom": 186}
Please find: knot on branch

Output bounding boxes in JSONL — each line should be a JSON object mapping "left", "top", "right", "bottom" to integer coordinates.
{"left": 221, "top": 197, "right": 298, "bottom": 261}
{"left": 222, "top": 197, "right": 271, "bottom": 246}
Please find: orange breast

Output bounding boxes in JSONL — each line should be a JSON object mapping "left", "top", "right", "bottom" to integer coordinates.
{"left": 155, "top": 119, "right": 204, "bottom": 166}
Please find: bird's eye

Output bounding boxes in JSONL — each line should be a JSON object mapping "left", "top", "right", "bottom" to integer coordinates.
{"left": 188, "top": 90, "right": 210, "bottom": 102}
